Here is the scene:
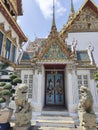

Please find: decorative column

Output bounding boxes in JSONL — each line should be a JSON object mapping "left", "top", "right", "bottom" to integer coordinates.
{"left": 66, "top": 64, "right": 74, "bottom": 112}
{"left": 66, "top": 63, "right": 78, "bottom": 114}
{"left": 32, "top": 64, "right": 43, "bottom": 115}
{"left": 90, "top": 70, "right": 98, "bottom": 113}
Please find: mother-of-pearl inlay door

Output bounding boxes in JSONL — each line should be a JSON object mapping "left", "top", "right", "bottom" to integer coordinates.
{"left": 45, "top": 71, "right": 65, "bottom": 106}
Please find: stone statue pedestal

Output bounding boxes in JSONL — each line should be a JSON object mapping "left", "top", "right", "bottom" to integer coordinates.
{"left": 79, "top": 112, "right": 97, "bottom": 130}
{"left": 79, "top": 127, "right": 96, "bottom": 130}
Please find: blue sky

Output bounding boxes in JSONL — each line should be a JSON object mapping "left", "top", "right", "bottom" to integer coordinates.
{"left": 18, "top": 0, "right": 98, "bottom": 41}
{"left": 17, "top": 0, "right": 85, "bottom": 40}
{"left": 17, "top": 0, "right": 98, "bottom": 64}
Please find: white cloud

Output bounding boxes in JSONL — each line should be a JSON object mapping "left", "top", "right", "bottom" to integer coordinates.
{"left": 35, "top": 0, "right": 66, "bottom": 19}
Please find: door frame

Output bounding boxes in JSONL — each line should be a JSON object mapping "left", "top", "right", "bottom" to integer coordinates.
{"left": 44, "top": 65, "right": 65, "bottom": 107}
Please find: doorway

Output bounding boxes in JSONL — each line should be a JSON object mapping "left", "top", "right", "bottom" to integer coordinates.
{"left": 44, "top": 64, "right": 66, "bottom": 107}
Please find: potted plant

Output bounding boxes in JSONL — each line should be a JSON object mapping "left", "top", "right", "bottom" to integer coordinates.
{"left": 0, "top": 73, "right": 22, "bottom": 130}
{"left": 10, "top": 74, "right": 22, "bottom": 85}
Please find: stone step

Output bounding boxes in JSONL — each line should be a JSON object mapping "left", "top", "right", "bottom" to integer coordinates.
{"left": 34, "top": 115, "right": 72, "bottom": 120}
{"left": 32, "top": 116, "right": 75, "bottom": 128}
{"left": 41, "top": 110, "right": 69, "bottom": 116}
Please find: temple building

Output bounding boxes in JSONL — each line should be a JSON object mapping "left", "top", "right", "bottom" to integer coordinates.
{"left": 0, "top": 0, "right": 27, "bottom": 82}
{"left": 16, "top": 0, "right": 98, "bottom": 125}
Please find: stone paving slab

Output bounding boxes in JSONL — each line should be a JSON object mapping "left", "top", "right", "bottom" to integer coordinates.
{"left": 32, "top": 126, "right": 79, "bottom": 130}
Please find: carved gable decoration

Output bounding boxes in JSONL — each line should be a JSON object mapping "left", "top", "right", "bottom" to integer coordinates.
{"left": 60, "top": 0, "right": 98, "bottom": 37}
{"left": 70, "top": 6, "right": 98, "bottom": 32}
{"left": 43, "top": 42, "right": 67, "bottom": 60}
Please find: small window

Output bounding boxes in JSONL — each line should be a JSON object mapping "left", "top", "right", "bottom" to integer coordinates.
{"left": 5, "top": 38, "right": 11, "bottom": 59}
{"left": 12, "top": 45, "right": 16, "bottom": 62}
{"left": 24, "top": 75, "right": 28, "bottom": 78}
{"left": 24, "top": 80, "right": 27, "bottom": 83}
{"left": 83, "top": 75, "right": 88, "bottom": 79}
{"left": 0, "top": 31, "right": 4, "bottom": 55}
{"left": 78, "top": 75, "right": 82, "bottom": 79}
{"left": 77, "top": 74, "right": 89, "bottom": 99}
{"left": 23, "top": 74, "right": 33, "bottom": 99}
{"left": 29, "top": 75, "right": 33, "bottom": 79}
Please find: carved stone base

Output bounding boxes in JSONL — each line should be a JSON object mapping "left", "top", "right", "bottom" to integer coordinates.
{"left": 79, "top": 112, "right": 97, "bottom": 130}
{"left": 79, "top": 126, "right": 96, "bottom": 130}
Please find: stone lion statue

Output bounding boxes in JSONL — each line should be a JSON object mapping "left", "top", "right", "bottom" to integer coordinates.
{"left": 14, "top": 84, "right": 32, "bottom": 127}
{"left": 14, "top": 84, "right": 28, "bottom": 112}
{"left": 78, "top": 86, "right": 94, "bottom": 114}
{"left": 78, "top": 86, "right": 96, "bottom": 129}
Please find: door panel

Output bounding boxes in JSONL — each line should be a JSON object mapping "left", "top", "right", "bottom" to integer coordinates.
{"left": 46, "top": 73, "right": 54, "bottom": 105}
{"left": 45, "top": 72, "right": 64, "bottom": 106}
{"left": 55, "top": 74, "right": 64, "bottom": 105}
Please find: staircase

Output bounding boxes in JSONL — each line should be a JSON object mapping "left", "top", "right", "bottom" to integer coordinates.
{"left": 31, "top": 110, "right": 75, "bottom": 128}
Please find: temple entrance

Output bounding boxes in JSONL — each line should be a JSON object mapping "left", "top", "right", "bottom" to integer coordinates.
{"left": 45, "top": 65, "right": 65, "bottom": 106}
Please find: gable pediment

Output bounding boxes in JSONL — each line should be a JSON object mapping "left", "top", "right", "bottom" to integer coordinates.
{"left": 43, "top": 42, "right": 67, "bottom": 60}
{"left": 38, "top": 37, "right": 70, "bottom": 60}
{"left": 69, "top": 6, "right": 98, "bottom": 32}
{"left": 60, "top": 0, "right": 98, "bottom": 37}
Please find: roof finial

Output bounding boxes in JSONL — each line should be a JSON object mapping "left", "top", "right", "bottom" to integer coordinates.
{"left": 52, "top": 0, "right": 56, "bottom": 27}
{"left": 49, "top": 0, "right": 57, "bottom": 37}
{"left": 71, "top": 0, "right": 75, "bottom": 14}
{"left": 68, "top": 0, "right": 75, "bottom": 22}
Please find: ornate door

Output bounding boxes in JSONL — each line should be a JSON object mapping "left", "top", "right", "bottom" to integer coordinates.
{"left": 45, "top": 71, "right": 64, "bottom": 106}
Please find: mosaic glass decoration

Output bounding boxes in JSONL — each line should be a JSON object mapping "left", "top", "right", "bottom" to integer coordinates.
{"left": 43, "top": 43, "right": 66, "bottom": 59}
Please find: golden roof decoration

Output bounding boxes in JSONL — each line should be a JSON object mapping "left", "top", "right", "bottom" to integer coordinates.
{"left": 33, "top": 0, "right": 71, "bottom": 61}
{"left": 9, "top": 0, "right": 18, "bottom": 14}
{"left": 0, "top": 0, "right": 27, "bottom": 43}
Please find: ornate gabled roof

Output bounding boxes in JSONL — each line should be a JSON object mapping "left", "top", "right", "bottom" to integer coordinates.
{"left": 75, "top": 49, "right": 96, "bottom": 67}
{"left": 0, "top": 1, "right": 27, "bottom": 43}
{"left": 18, "top": 51, "right": 33, "bottom": 68}
{"left": 68, "top": 0, "right": 75, "bottom": 22}
{"left": 76, "top": 50, "right": 90, "bottom": 61}
{"left": 19, "top": 38, "right": 96, "bottom": 67}
{"left": 37, "top": 36, "right": 71, "bottom": 60}
{"left": 16, "top": 0, "right": 23, "bottom": 15}
{"left": 60, "top": 0, "right": 98, "bottom": 37}
{"left": 36, "top": 0, "right": 71, "bottom": 61}
{"left": 7, "top": 0, "right": 23, "bottom": 16}
{"left": 21, "top": 51, "right": 34, "bottom": 61}
{"left": 26, "top": 38, "right": 46, "bottom": 52}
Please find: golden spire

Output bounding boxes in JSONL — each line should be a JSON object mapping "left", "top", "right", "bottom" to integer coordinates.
{"left": 71, "top": 0, "right": 75, "bottom": 14}
{"left": 49, "top": 0, "right": 58, "bottom": 38}
{"left": 68, "top": 0, "right": 75, "bottom": 22}
{"left": 52, "top": 0, "right": 56, "bottom": 27}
